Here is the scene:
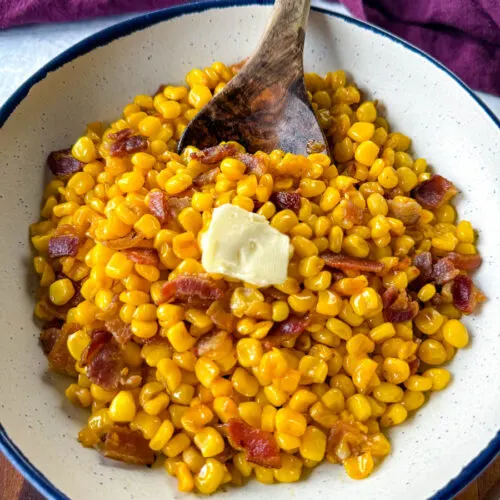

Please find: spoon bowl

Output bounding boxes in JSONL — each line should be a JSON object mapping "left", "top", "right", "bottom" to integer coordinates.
{"left": 178, "top": 0, "right": 327, "bottom": 155}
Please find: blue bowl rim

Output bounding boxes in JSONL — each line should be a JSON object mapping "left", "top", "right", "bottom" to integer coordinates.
{"left": 0, "top": 1, "right": 498, "bottom": 499}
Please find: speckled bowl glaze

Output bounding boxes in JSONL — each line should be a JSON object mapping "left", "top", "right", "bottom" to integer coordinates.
{"left": 0, "top": 1, "right": 499, "bottom": 499}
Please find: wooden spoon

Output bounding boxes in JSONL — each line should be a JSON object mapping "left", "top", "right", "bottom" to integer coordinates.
{"left": 178, "top": 0, "right": 328, "bottom": 156}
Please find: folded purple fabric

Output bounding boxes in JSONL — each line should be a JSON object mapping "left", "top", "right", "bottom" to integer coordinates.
{"left": 1, "top": 0, "right": 499, "bottom": 95}
{"left": 342, "top": 0, "right": 500, "bottom": 96}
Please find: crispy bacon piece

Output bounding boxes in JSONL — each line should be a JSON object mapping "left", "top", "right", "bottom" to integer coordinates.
{"left": 40, "top": 327, "right": 60, "bottom": 355}
{"left": 345, "top": 199, "right": 364, "bottom": 225}
{"left": 47, "top": 148, "right": 83, "bottom": 177}
{"left": 122, "top": 248, "right": 159, "bottom": 267}
{"left": 108, "top": 128, "right": 133, "bottom": 141}
{"left": 191, "top": 144, "right": 239, "bottom": 164}
{"left": 167, "top": 196, "right": 192, "bottom": 219}
{"left": 413, "top": 251, "right": 433, "bottom": 285}
{"left": 148, "top": 190, "right": 169, "bottom": 224}
{"left": 306, "top": 139, "right": 326, "bottom": 154}
{"left": 193, "top": 167, "right": 219, "bottom": 187}
{"left": 322, "top": 253, "right": 383, "bottom": 274}
{"left": 104, "top": 318, "right": 133, "bottom": 346}
{"left": 194, "top": 330, "right": 233, "bottom": 360}
{"left": 48, "top": 235, "right": 80, "bottom": 258}
{"left": 230, "top": 58, "right": 248, "bottom": 74}
{"left": 382, "top": 286, "right": 419, "bottom": 323}
{"left": 412, "top": 175, "right": 457, "bottom": 209}
{"left": 451, "top": 275, "right": 486, "bottom": 314}
{"left": 326, "top": 421, "right": 366, "bottom": 462}
{"left": 190, "top": 144, "right": 267, "bottom": 176}
{"left": 109, "top": 134, "right": 148, "bottom": 157}
{"left": 217, "top": 444, "right": 236, "bottom": 464}
{"left": 158, "top": 280, "right": 176, "bottom": 304}
{"left": 409, "top": 358, "right": 420, "bottom": 375}
{"left": 322, "top": 252, "right": 384, "bottom": 273}
{"left": 159, "top": 275, "right": 225, "bottom": 305}
{"left": 236, "top": 152, "right": 267, "bottom": 177}
{"left": 207, "top": 300, "right": 237, "bottom": 332}
{"left": 226, "top": 418, "right": 281, "bottom": 468}
{"left": 272, "top": 191, "right": 301, "bottom": 213}
{"left": 103, "top": 426, "right": 155, "bottom": 465}
{"left": 84, "top": 331, "right": 124, "bottom": 391}
{"left": 40, "top": 323, "right": 80, "bottom": 376}
{"left": 447, "top": 252, "right": 482, "bottom": 271}
{"left": 432, "top": 257, "right": 460, "bottom": 285}
{"left": 388, "top": 196, "right": 422, "bottom": 225}
{"left": 262, "top": 316, "right": 310, "bottom": 350}
{"left": 99, "top": 231, "right": 145, "bottom": 250}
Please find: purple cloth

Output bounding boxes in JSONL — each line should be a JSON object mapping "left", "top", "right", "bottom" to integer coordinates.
{"left": 1, "top": 0, "right": 499, "bottom": 95}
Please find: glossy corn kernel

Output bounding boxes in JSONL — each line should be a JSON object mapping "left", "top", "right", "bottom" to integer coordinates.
{"left": 194, "top": 427, "right": 225, "bottom": 458}
{"left": 442, "top": 319, "right": 469, "bottom": 348}
{"left": 109, "top": 391, "right": 137, "bottom": 423}
{"left": 195, "top": 458, "right": 225, "bottom": 494}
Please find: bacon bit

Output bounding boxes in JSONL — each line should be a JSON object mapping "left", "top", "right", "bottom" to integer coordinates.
{"left": 40, "top": 327, "right": 60, "bottom": 355}
{"left": 193, "top": 167, "right": 219, "bottom": 187}
{"left": 194, "top": 331, "right": 233, "bottom": 360}
{"left": 432, "top": 257, "right": 460, "bottom": 285}
{"left": 346, "top": 199, "right": 364, "bottom": 225}
{"left": 190, "top": 144, "right": 240, "bottom": 164}
{"left": 48, "top": 235, "right": 79, "bottom": 258}
{"left": 382, "top": 286, "right": 419, "bottom": 323}
{"left": 167, "top": 196, "right": 192, "bottom": 219}
{"left": 235, "top": 152, "right": 268, "bottom": 177}
{"left": 190, "top": 144, "right": 267, "bottom": 176}
{"left": 103, "top": 426, "right": 155, "bottom": 465}
{"left": 104, "top": 318, "right": 133, "bottom": 346}
{"left": 207, "top": 300, "right": 237, "bottom": 333}
{"left": 306, "top": 139, "right": 326, "bottom": 154}
{"left": 40, "top": 323, "right": 80, "bottom": 376}
{"left": 109, "top": 134, "right": 148, "bottom": 157}
{"left": 99, "top": 231, "right": 145, "bottom": 250}
{"left": 158, "top": 280, "right": 176, "bottom": 304}
{"left": 119, "top": 373, "right": 143, "bottom": 390}
{"left": 452, "top": 275, "right": 486, "bottom": 314}
{"left": 84, "top": 331, "right": 124, "bottom": 391}
{"left": 81, "top": 330, "right": 111, "bottom": 366}
{"left": 381, "top": 286, "right": 399, "bottom": 309}
{"left": 226, "top": 418, "right": 280, "bottom": 468}
{"left": 412, "top": 251, "right": 433, "bottom": 289}
{"left": 47, "top": 148, "right": 83, "bottom": 177}
{"left": 230, "top": 58, "right": 248, "bottom": 74}
{"left": 447, "top": 252, "right": 482, "bottom": 271}
{"left": 108, "top": 128, "right": 133, "bottom": 141}
{"left": 326, "top": 421, "right": 366, "bottom": 463}
{"left": 159, "top": 275, "right": 225, "bottom": 305}
{"left": 217, "top": 444, "right": 236, "bottom": 463}
{"left": 262, "top": 316, "right": 310, "bottom": 350}
{"left": 341, "top": 161, "right": 357, "bottom": 178}
{"left": 272, "top": 191, "right": 301, "bottom": 213}
{"left": 412, "top": 175, "right": 457, "bottom": 209}
{"left": 262, "top": 288, "right": 288, "bottom": 302}
{"left": 322, "top": 252, "right": 384, "bottom": 273}
{"left": 148, "top": 190, "right": 169, "bottom": 224}
{"left": 122, "top": 248, "right": 159, "bottom": 267}
{"left": 388, "top": 197, "right": 422, "bottom": 225}
{"left": 409, "top": 358, "right": 420, "bottom": 375}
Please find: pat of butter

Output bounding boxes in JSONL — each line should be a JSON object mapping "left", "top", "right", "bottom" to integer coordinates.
{"left": 201, "top": 204, "right": 290, "bottom": 287}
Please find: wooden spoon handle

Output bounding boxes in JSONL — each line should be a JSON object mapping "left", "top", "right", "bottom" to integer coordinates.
{"left": 247, "top": 0, "right": 311, "bottom": 78}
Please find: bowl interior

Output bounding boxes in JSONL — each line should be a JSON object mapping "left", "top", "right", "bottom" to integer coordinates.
{"left": 0, "top": 4, "right": 499, "bottom": 500}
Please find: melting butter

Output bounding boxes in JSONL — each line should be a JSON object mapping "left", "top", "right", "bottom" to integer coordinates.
{"left": 200, "top": 204, "right": 290, "bottom": 287}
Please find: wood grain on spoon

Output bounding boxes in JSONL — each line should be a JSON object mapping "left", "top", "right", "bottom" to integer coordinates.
{"left": 178, "top": 0, "right": 327, "bottom": 156}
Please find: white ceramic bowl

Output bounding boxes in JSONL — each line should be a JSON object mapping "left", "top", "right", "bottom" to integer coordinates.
{"left": 0, "top": 1, "right": 499, "bottom": 499}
